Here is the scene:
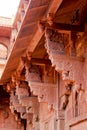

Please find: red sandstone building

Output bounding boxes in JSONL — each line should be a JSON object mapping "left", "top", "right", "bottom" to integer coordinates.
{"left": 0, "top": 0, "right": 87, "bottom": 130}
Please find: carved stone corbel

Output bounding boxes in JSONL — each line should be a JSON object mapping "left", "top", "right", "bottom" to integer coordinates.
{"left": 21, "top": 54, "right": 42, "bottom": 83}
{"left": 16, "top": 81, "right": 29, "bottom": 101}
{"left": 25, "top": 64, "right": 42, "bottom": 83}
{"left": 10, "top": 94, "right": 19, "bottom": 107}
{"left": 29, "top": 82, "right": 58, "bottom": 111}
{"left": 20, "top": 97, "right": 39, "bottom": 114}
{"left": 45, "top": 28, "right": 84, "bottom": 88}
{"left": 10, "top": 91, "right": 27, "bottom": 120}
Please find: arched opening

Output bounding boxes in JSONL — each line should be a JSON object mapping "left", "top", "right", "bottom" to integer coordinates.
{"left": 0, "top": 43, "right": 8, "bottom": 59}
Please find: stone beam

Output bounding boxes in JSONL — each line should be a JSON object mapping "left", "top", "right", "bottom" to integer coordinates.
{"left": 39, "top": 21, "right": 84, "bottom": 32}
{"left": 31, "top": 58, "right": 51, "bottom": 66}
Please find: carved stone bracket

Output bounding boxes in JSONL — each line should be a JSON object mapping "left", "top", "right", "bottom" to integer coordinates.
{"left": 10, "top": 91, "right": 28, "bottom": 120}
{"left": 10, "top": 91, "right": 26, "bottom": 113}
{"left": 10, "top": 91, "right": 20, "bottom": 107}
{"left": 10, "top": 78, "right": 39, "bottom": 120}
{"left": 25, "top": 64, "right": 41, "bottom": 83}
{"left": 10, "top": 91, "right": 19, "bottom": 107}
{"left": 20, "top": 96, "right": 39, "bottom": 114}
{"left": 29, "top": 82, "right": 58, "bottom": 111}
{"left": 16, "top": 81, "right": 29, "bottom": 101}
{"left": 45, "top": 28, "right": 84, "bottom": 88}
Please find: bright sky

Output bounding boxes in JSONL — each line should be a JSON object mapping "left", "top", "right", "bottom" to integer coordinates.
{"left": 0, "top": 0, "right": 20, "bottom": 18}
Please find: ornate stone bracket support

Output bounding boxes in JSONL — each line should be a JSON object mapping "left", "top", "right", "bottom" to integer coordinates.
{"left": 45, "top": 28, "right": 84, "bottom": 88}
{"left": 16, "top": 82, "right": 29, "bottom": 101}
{"left": 20, "top": 97, "right": 39, "bottom": 114}
{"left": 25, "top": 64, "right": 42, "bottom": 83}
{"left": 29, "top": 82, "right": 57, "bottom": 111}
{"left": 10, "top": 92, "right": 27, "bottom": 120}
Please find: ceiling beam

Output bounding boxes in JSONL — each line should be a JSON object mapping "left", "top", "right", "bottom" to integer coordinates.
{"left": 52, "top": 23, "right": 84, "bottom": 32}
{"left": 31, "top": 58, "right": 51, "bottom": 66}
{"left": 40, "top": 21, "right": 84, "bottom": 32}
